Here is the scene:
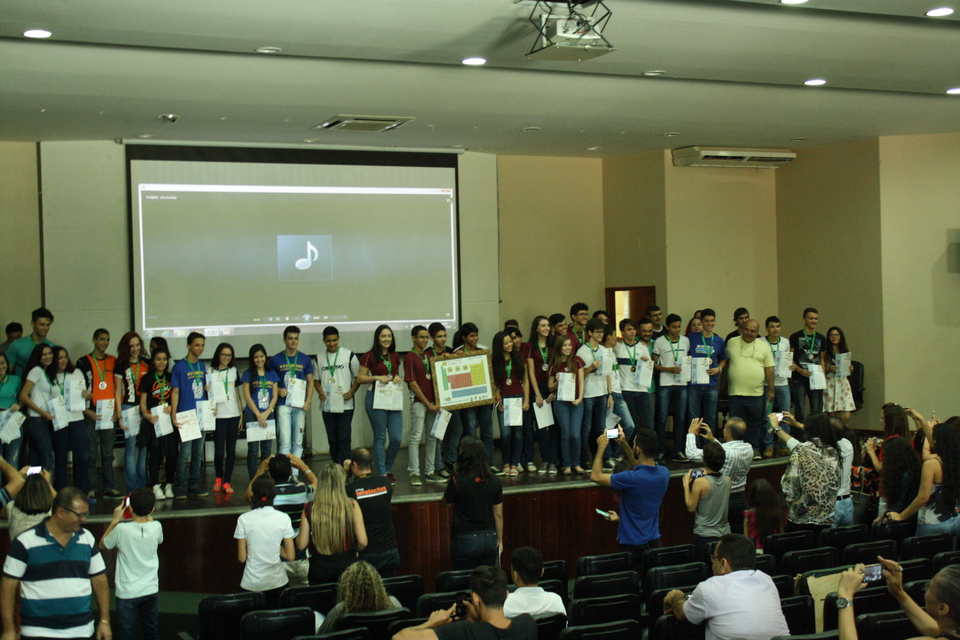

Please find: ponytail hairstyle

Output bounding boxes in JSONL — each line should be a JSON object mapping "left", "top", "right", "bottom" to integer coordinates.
{"left": 250, "top": 476, "right": 276, "bottom": 509}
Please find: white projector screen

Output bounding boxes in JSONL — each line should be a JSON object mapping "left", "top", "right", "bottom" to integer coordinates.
{"left": 127, "top": 146, "right": 460, "bottom": 355}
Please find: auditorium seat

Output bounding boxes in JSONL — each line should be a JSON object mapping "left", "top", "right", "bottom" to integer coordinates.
{"left": 641, "top": 544, "right": 695, "bottom": 580}
{"left": 416, "top": 591, "right": 462, "bottom": 618}
{"left": 870, "top": 520, "right": 915, "bottom": 550}
{"left": 573, "top": 570, "right": 641, "bottom": 600}
{"left": 904, "top": 580, "right": 930, "bottom": 606}
{"left": 280, "top": 583, "right": 339, "bottom": 615}
{"left": 643, "top": 563, "right": 709, "bottom": 600}
{"left": 841, "top": 540, "right": 896, "bottom": 566}
{"left": 539, "top": 579, "right": 571, "bottom": 607}
{"left": 543, "top": 559, "right": 570, "bottom": 583}
{"left": 562, "top": 619, "right": 643, "bottom": 640}
{"left": 536, "top": 612, "right": 568, "bottom": 640}
{"left": 435, "top": 569, "right": 473, "bottom": 593}
{"left": 899, "top": 557, "right": 933, "bottom": 583}
{"left": 293, "top": 630, "right": 368, "bottom": 640}
{"left": 933, "top": 550, "right": 960, "bottom": 573}
{"left": 818, "top": 525, "right": 869, "bottom": 552}
{"left": 764, "top": 531, "right": 816, "bottom": 572}
{"left": 569, "top": 593, "right": 642, "bottom": 627}
{"left": 755, "top": 554, "right": 777, "bottom": 576}
{"left": 772, "top": 631, "right": 839, "bottom": 640}
{"left": 855, "top": 610, "right": 916, "bottom": 640}
{"left": 387, "top": 618, "right": 428, "bottom": 637}
{"left": 822, "top": 586, "right": 896, "bottom": 631}
{"left": 337, "top": 607, "right": 411, "bottom": 640}
{"left": 239, "top": 607, "right": 315, "bottom": 640}
{"left": 772, "top": 574, "right": 795, "bottom": 598}
{"left": 780, "top": 595, "right": 816, "bottom": 636}
{"left": 645, "top": 585, "right": 697, "bottom": 634}
{"left": 194, "top": 591, "right": 266, "bottom": 640}
{"left": 653, "top": 614, "right": 705, "bottom": 640}
{"left": 781, "top": 547, "right": 839, "bottom": 576}
{"left": 900, "top": 533, "right": 954, "bottom": 561}
{"left": 577, "top": 552, "right": 633, "bottom": 577}
{"left": 382, "top": 575, "right": 425, "bottom": 613}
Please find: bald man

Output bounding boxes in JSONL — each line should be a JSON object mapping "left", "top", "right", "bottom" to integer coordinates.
{"left": 724, "top": 320, "right": 775, "bottom": 459}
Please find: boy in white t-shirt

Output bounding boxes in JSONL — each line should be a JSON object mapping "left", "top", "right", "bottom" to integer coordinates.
{"left": 313, "top": 326, "right": 361, "bottom": 465}
{"left": 652, "top": 314, "right": 691, "bottom": 462}
{"left": 100, "top": 487, "right": 164, "bottom": 640}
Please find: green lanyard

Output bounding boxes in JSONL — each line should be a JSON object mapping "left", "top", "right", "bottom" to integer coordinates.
{"left": 217, "top": 367, "right": 229, "bottom": 396}
{"left": 805, "top": 332, "right": 816, "bottom": 354}
{"left": 259, "top": 373, "right": 269, "bottom": 396}
{"left": 55, "top": 372, "right": 65, "bottom": 395}
{"left": 381, "top": 353, "right": 393, "bottom": 377}
{"left": 419, "top": 351, "right": 429, "bottom": 372}
{"left": 285, "top": 353, "right": 297, "bottom": 380}
{"left": 626, "top": 340, "right": 638, "bottom": 368}
{"left": 700, "top": 334, "right": 713, "bottom": 360}
{"left": 670, "top": 338, "right": 681, "bottom": 365}
{"left": 576, "top": 327, "right": 586, "bottom": 345}
{"left": 154, "top": 373, "right": 168, "bottom": 401}
{"left": 188, "top": 359, "right": 202, "bottom": 383}
{"left": 325, "top": 349, "right": 340, "bottom": 378}
{"left": 538, "top": 340, "right": 549, "bottom": 365}
{"left": 505, "top": 358, "right": 513, "bottom": 383}
{"left": 590, "top": 344, "right": 602, "bottom": 376}
{"left": 767, "top": 337, "right": 780, "bottom": 352}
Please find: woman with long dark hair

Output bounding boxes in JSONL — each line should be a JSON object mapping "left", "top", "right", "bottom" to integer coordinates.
{"left": 209, "top": 342, "right": 243, "bottom": 494}
{"left": 491, "top": 330, "right": 529, "bottom": 477}
{"left": 17, "top": 344, "right": 56, "bottom": 471}
{"left": 822, "top": 326, "right": 855, "bottom": 424}
{"left": 864, "top": 402, "right": 911, "bottom": 474}
{"left": 140, "top": 346, "right": 177, "bottom": 500}
{"left": 356, "top": 325, "right": 403, "bottom": 479}
{"left": 888, "top": 424, "right": 960, "bottom": 536}
{"left": 115, "top": 331, "right": 150, "bottom": 493}
{"left": 241, "top": 344, "right": 279, "bottom": 480}
{"left": 444, "top": 435, "right": 503, "bottom": 570}
{"left": 547, "top": 335, "right": 585, "bottom": 475}
{"left": 526, "top": 315, "right": 557, "bottom": 474}
{"left": 743, "top": 478, "right": 785, "bottom": 550}
{"left": 876, "top": 436, "right": 922, "bottom": 522}
{"left": 47, "top": 346, "right": 90, "bottom": 492}
{"left": 0, "top": 353, "right": 23, "bottom": 465}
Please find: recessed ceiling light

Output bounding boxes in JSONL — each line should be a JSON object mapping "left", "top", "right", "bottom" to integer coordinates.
{"left": 804, "top": 78, "right": 827, "bottom": 86}
{"left": 781, "top": 0, "right": 808, "bottom": 4}
{"left": 23, "top": 29, "right": 52, "bottom": 38}
{"left": 791, "top": 137, "right": 808, "bottom": 141}
{"left": 255, "top": 46, "right": 282, "bottom": 54}
{"left": 522, "top": 126, "right": 541, "bottom": 132}
{"left": 947, "top": 88, "right": 960, "bottom": 94}
{"left": 303, "top": 139, "right": 321, "bottom": 143}
{"left": 926, "top": 7, "right": 954, "bottom": 16}
{"left": 451, "top": 144, "right": 465, "bottom": 148}
{"left": 586, "top": 147, "right": 602, "bottom": 151}
{"left": 136, "top": 134, "right": 154, "bottom": 139}
{"left": 643, "top": 70, "right": 666, "bottom": 76}
{"left": 462, "top": 57, "right": 486, "bottom": 66}
{"left": 664, "top": 132, "right": 681, "bottom": 137}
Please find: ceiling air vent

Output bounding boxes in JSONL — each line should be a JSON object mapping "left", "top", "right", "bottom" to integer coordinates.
{"left": 672, "top": 146, "right": 796, "bottom": 168}
{"left": 313, "top": 115, "right": 414, "bottom": 133}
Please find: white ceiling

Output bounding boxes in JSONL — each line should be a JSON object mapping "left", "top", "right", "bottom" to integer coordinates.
{"left": 1, "top": 0, "right": 959, "bottom": 156}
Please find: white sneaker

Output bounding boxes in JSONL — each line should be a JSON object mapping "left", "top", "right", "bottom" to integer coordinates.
{"left": 164, "top": 484, "right": 174, "bottom": 499}
{"left": 526, "top": 462, "right": 537, "bottom": 473}
{"left": 153, "top": 484, "right": 165, "bottom": 501}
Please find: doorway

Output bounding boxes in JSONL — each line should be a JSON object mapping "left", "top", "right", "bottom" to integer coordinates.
{"left": 605, "top": 286, "right": 657, "bottom": 329}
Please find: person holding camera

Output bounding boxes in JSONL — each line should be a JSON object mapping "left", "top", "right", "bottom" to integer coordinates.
{"left": 684, "top": 417, "right": 754, "bottom": 534}
{"left": 683, "top": 441, "right": 731, "bottom": 555}
{"left": 393, "top": 565, "right": 537, "bottom": 640}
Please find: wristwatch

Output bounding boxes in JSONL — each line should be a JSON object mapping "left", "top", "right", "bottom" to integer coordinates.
{"left": 835, "top": 597, "right": 852, "bottom": 610}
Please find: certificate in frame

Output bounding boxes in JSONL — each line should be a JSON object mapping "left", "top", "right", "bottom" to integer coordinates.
{"left": 431, "top": 350, "right": 496, "bottom": 411}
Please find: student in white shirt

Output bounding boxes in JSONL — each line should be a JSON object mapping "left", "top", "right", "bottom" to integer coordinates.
{"left": 503, "top": 546, "right": 566, "bottom": 619}
{"left": 234, "top": 476, "right": 296, "bottom": 607}
{"left": 314, "top": 326, "right": 361, "bottom": 466}
{"left": 602, "top": 324, "right": 635, "bottom": 467}
{"left": 48, "top": 346, "right": 90, "bottom": 492}
{"left": 576, "top": 319, "right": 613, "bottom": 471}
{"left": 209, "top": 343, "right": 243, "bottom": 495}
{"left": 17, "top": 344, "right": 56, "bottom": 471}
{"left": 653, "top": 314, "right": 690, "bottom": 462}
{"left": 763, "top": 316, "right": 794, "bottom": 454}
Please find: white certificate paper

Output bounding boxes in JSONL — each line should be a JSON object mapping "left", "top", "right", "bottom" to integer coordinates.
{"left": 692, "top": 357, "right": 710, "bottom": 385}
{"left": 0, "top": 410, "right": 25, "bottom": 444}
{"left": 677, "top": 356, "right": 692, "bottom": 385}
{"left": 605, "top": 412, "right": 622, "bottom": 430}
{"left": 48, "top": 396, "right": 69, "bottom": 431}
{"left": 196, "top": 400, "right": 216, "bottom": 432}
{"left": 286, "top": 377, "right": 307, "bottom": 408}
{"left": 533, "top": 401, "right": 554, "bottom": 429}
{"left": 64, "top": 378, "right": 85, "bottom": 413}
{"left": 556, "top": 372, "right": 576, "bottom": 401}
{"left": 151, "top": 406, "right": 174, "bottom": 437}
{"left": 207, "top": 371, "right": 230, "bottom": 404}
{"left": 503, "top": 397, "right": 523, "bottom": 427}
{"left": 636, "top": 359, "right": 654, "bottom": 389}
{"left": 323, "top": 384, "right": 344, "bottom": 414}
{"left": 601, "top": 351, "right": 614, "bottom": 376}
{"left": 774, "top": 351, "right": 792, "bottom": 383}
{"left": 122, "top": 405, "right": 141, "bottom": 438}
{"left": 176, "top": 409, "right": 202, "bottom": 442}
{"left": 245, "top": 419, "right": 276, "bottom": 442}
{"left": 373, "top": 381, "right": 404, "bottom": 411}
{"left": 836, "top": 353, "right": 852, "bottom": 378}
{"left": 808, "top": 364, "right": 827, "bottom": 390}
{"left": 96, "top": 399, "right": 115, "bottom": 430}
{"left": 432, "top": 409, "right": 452, "bottom": 439}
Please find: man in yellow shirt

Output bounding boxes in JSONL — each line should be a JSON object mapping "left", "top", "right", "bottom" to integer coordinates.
{"left": 725, "top": 320, "right": 774, "bottom": 460}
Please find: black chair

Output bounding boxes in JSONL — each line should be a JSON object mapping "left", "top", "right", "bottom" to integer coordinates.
{"left": 764, "top": 531, "right": 816, "bottom": 572}
{"left": 561, "top": 618, "right": 643, "bottom": 640}
{"left": 841, "top": 540, "right": 896, "bottom": 566}
{"left": 701, "top": 541, "right": 719, "bottom": 565}
{"left": 577, "top": 552, "right": 633, "bottom": 577}
{"left": 899, "top": 557, "right": 933, "bottom": 583}
{"left": 292, "top": 630, "right": 368, "bottom": 640}
{"left": 280, "top": 583, "right": 339, "bottom": 614}
{"left": 933, "top": 550, "right": 960, "bottom": 572}
{"left": 900, "top": 533, "right": 954, "bottom": 561}
{"left": 416, "top": 591, "right": 463, "bottom": 618}
{"left": 644, "top": 562, "right": 709, "bottom": 599}
{"left": 386, "top": 618, "right": 428, "bottom": 637}
{"left": 781, "top": 547, "right": 839, "bottom": 576}
{"left": 337, "top": 607, "right": 411, "bottom": 640}
{"left": 536, "top": 612, "right": 568, "bottom": 640}
{"left": 573, "top": 570, "right": 640, "bottom": 600}
{"left": 382, "top": 575, "right": 425, "bottom": 613}
{"left": 755, "top": 554, "right": 777, "bottom": 576}
{"left": 435, "top": 569, "right": 474, "bottom": 593}
{"left": 645, "top": 585, "right": 697, "bottom": 633}
{"left": 797, "top": 566, "right": 854, "bottom": 597}
{"left": 772, "top": 632, "right": 839, "bottom": 640}
{"left": 772, "top": 574, "right": 795, "bottom": 598}
{"left": 652, "top": 614, "right": 705, "bottom": 640}
{"left": 855, "top": 610, "right": 916, "bottom": 640}
{"left": 543, "top": 559, "right": 570, "bottom": 583}
{"left": 641, "top": 545, "right": 696, "bottom": 579}
{"left": 870, "top": 520, "right": 916, "bottom": 549}
{"left": 822, "top": 586, "right": 896, "bottom": 631}
{"left": 540, "top": 579, "right": 571, "bottom": 607}
{"left": 569, "top": 593, "right": 642, "bottom": 627}
{"left": 239, "top": 607, "right": 315, "bottom": 640}
{"left": 196, "top": 592, "right": 266, "bottom": 640}
{"left": 905, "top": 580, "right": 930, "bottom": 606}
{"left": 780, "top": 595, "right": 815, "bottom": 636}
{"left": 819, "top": 525, "right": 869, "bottom": 552}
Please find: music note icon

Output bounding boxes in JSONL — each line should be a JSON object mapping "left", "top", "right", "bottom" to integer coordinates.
{"left": 295, "top": 241, "right": 319, "bottom": 270}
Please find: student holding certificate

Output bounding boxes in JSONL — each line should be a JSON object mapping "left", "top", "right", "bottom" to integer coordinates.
{"left": 170, "top": 332, "right": 210, "bottom": 499}
{"left": 614, "top": 318, "right": 655, "bottom": 434}
{"left": 241, "top": 344, "right": 280, "bottom": 481}
{"left": 453, "top": 323, "right": 495, "bottom": 467}
{"left": 764, "top": 316, "right": 794, "bottom": 452}
{"left": 653, "top": 314, "right": 691, "bottom": 462}
{"left": 271, "top": 326, "right": 314, "bottom": 462}
{"left": 17, "top": 344, "right": 56, "bottom": 471}
{"left": 576, "top": 318, "right": 614, "bottom": 470}
{"left": 315, "top": 326, "right": 360, "bottom": 466}
{"left": 140, "top": 347, "right": 177, "bottom": 501}
{"left": 48, "top": 346, "right": 90, "bottom": 493}
{"left": 403, "top": 325, "right": 440, "bottom": 486}
{"left": 526, "top": 316, "right": 556, "bottom": 475}
{"left": 358, "top": 325, "right": 403, "bottom": 482}
{"left": 209, "top": 343, "right": 243, "bottom": 495}
{"left": 77, "top": 328, "right": 119, "bottom": 498}
{"left": 0, "top": 354, "right": 24, "bottom": 465}
{"left": 822, "top": 326, "right": 856, "bottom": 424}
{"left": 547, "top": 336, "right": 585, "bottom": 475}
{"left": 492, "top": 331, "right": 530, "bottom": 477}
{"left": 115, "top": 332, "right": 150, "bottom": 494}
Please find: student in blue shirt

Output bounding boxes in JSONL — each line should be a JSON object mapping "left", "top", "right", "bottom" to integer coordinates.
{"left": 241, "top": 344, "right": 280, "bottom": 480}
{"left": 270, "top": 326, "right": 314, "bottom": 464}
{"left": 170, "top": 332, "right": 209, "bottom": 499}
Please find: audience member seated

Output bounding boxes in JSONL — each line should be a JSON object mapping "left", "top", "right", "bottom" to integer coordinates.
{"left": 886, "top": 424, "right": 960, "bottom": 537}
{"left": 662, "top": 533, "right": 789, "bottom": 640}
{"left": 742, "top": 479, "right": 785, "bottom": 551}
{"left": 5, "top": 467, "right": 52, "bottom": 540}
{"left": 503, "top": 547, "right": 565, "bottom": 619}
{"left": 393, "top": 565, "right": 537, "bottom": 640}
{"left": 874, "top": 436, "right": 921, "bottom": 523}
{"left": 317, "top": 560, "right": 402, "bottom": 635}
{"left": 684, "top": 441, "right": 731, "bottom": 555}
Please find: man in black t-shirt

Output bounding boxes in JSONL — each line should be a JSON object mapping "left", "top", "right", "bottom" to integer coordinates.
{"left": 725, "top": 307, "right": 750, "bottom": 343}
{"left": 393, "top": 566, "right": 537, "bottom": 640}
{"left": 345, "top": 447, "right": 399, "bottom": 577}
{"left": 788, "top": 307, "right": 826, "bottom": 423}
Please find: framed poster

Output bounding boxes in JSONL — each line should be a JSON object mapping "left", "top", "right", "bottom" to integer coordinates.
{"left": 431, "top": 350, "right": 496, "bottom": 411}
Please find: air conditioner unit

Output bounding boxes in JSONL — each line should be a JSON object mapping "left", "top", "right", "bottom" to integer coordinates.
{"left": 672, "top": 146, "right": 796, "bottom": 168}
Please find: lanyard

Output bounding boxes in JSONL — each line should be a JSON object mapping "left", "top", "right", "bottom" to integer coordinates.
{"left": 700, "top": 334, "right": 713, "bottom": 359}
{"left": 91, "top": 355, "right": 107, "bottom": 385}
{"left": 767, "top": 337, "right": 780, "bottom": 352}
{"left": 590, "top": 344, "right": 602, "bottom": 375}
{"left": 670, "top": 338, "right": 681, "bottom": 364}
{"left": 217, "top": 367, "right": 229, "bottom": 395}
{"left": 538, "top": 340, "right": 549, "bottom": 365}
{"left": 419, "top": 351, "right": 429, "bottom": 372}
{"left": 505, "top": 358, "right": 513, "bottom": 383}
{"left": 55, "top": 372, "right": 65, "bottom": 394}
{"left": 325, "top": 349, "right": 340, "bottom": 378}
{"left": 575, "top": 327, "right": 586, "bottom": 345}
{"left": 285, "top": 353, "right": 297, "bottom": 379}
{"left": 804, "top": 331, "right": 816, "bottom": 354}
{"left": 154, "top": 373, "right": 168, "bottom": 400}
{"left": 132, "top": 360, "right": 142, "bottom": 390}
{"left": 381, "top": 353, "right": 393, "bottom": 377}
{"left": 626, "top": 340, "right": 638, "bottom": 367}
{"left": 187, "top": 359, "right": 202, "bottom": 381}
{"left": 259, "top": 372, "right": 269, "bottom": 395}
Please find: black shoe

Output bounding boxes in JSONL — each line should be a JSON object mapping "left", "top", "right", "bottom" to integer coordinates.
{"left": 103, "top": 489, "right": 123, "bottom": 499}
{"left": 672, "top": 452, "right": 688, "bottom": 462}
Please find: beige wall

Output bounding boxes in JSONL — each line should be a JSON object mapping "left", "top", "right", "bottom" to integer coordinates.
{"left": 0, "top": 142, "right": 42, "bottom": 330}
{"left": 663, "top": 152, "right": 778, "bottom": 328}
{"left": 879, "top": 133, "right": 960, "bottom": 416}
{"left": 497, "top": 155, "right": 605, "bottom": 326}
{"left": 776, "top": 139, "right": 884, "bottom": 430}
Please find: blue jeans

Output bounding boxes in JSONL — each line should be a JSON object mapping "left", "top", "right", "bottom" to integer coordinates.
{"left": 554, "top": 400, "right": 584, "bottom": 469}
{"left": 3, "top": 433, "right": 22, "bottom": 469}
{"left": 276, "top": 404, "right": 305, "bottom": 459}
{"left": 917, "top": 516, "right": 960, "bottom": 538}
{"left": 610, "top": 392, "right": 636, "bottom": 445}
{"left": 522, "top": 381, "right": 551, "bottom": 466}
{"left": 765, "top": 385, "right": 792, "bottom": 449}
{"left": 321, "top": 409, "right": 354, "bottom": 464}
{"left": 443, "top": 411, "right": 465, "bottom": 466}
{"left": 122, "top": 405, "right": 147, "bottom": 492}
{"left": 87, "top": 419, "right": 115, "bottom": 493}
{"left": 687, "top": 386, "right": 719, "bottom": 430}
{"left": 23, "top": 416, "right": 54, "bottom": 470}
{"left": 175, "top": 436, "right": 204, "bottom": 495}
{"left": 460, "top": 405, "right": 494, "bottom": 465}
{"left": 246, "top": 437, "right": 273, "bottom": 479}
{"left": 360, "top": 548, "right": 401, "bottom": 578}
{"left": 581, "top": 396, "right": 607, "bottom": 466}
{"left": 622, "top": 390, "right": 654, "bottom": 433}
{"left": 497, "top": 395, "right": 524, "bottom": 467}
{"left": 450, "top": 529, "right": 498, "bottom": 570}
{"left": 834, "top": 496, "right": 854, "bottom": 527}
{"left": 214, "top": 417, "right": 240, "bottom": 484}
{"left": 655, "top": 386, "right": 688, "bottom": 457}
{"left": 729, "top": 395, "right": 766, "bottom": 451}
{"left": 53, "top": 420, "right": 89, "bottom": 492}
{"left": 790, "top": 379, "right": 823, "bottom": 423}
{"left": 116, "top": 593, "right": 160, "bottom": 640}
{"left": 365, "top": 392, "right": 402, "bottom": 475}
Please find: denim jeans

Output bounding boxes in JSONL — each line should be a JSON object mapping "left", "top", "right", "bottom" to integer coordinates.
{"left": 53, "top": 420, "right": 89, "bottom": 492}
{"left": 276, "top": 404, "right": 305, "bottom": 459}
{"left": 23, "top": 416, "right": 54, "bottom": 470}
{"left": 321, "top": 409, "right": 354, "bottom": 465}
{"left": 834, "top": 496, "right": 854, "bottom": 527}
{"left": 175, "top": 435, "right": 204, "bottom": 495}
{"left": 554, "top": 400, "right": 584, "bottom": 469}
{"left": 460, "top": 404, "right": 494, "bottom": 464}
{"left": 687, "top": 385, "right": 719, "bottom": 430}
{"left": 622, "top": 390, "right": 654, "bottom": 433}
{"left": 3, "top": 433, "right": 21, "bottom": 469}
{"left": 916, "top": 515, "right": 960, "bottom": 537}
{"left": 214, "top": 417, "right": 240, "bottom": 484}
{"left": 655, "top": 386, "right": 688, "bottom": 457}
{"left": 121, "top": 404, "right": 147, "bottom": 492}
{"left": 360, "top": 547, "right": 401, "bottom": 578}
{"left": 497, "top": 394, "right": 524, "bottom": 467}
{"left": 728, "top": 395, "right": 766, "bottom": 451}
{"left": 246, "top": 435, "right": 273, "bottom": 480}
{"left": 409, "top": 402, "right": 440, "bottom": 475}
{"left": 116, "top": 593, "right": 160, "bottom": 640}
{"left": 522, "top": 381, "right": 551, "bottom": 466}
{"left": 450, "top": 529, "right": 498, "bottom": 570}
{"left": 581, "top": 396, "right": 608, "bottom": 466}
{"left": 443, "top": 411, "right": 464, "bottom": 466}
{"left": 609, "top": 392, "right": 636, "bottom": 451}
{"left": 365, "top": 391, "right": 402, "bottom": 475}
{"left": 789, "top": 379, "right": 823, "bottom": 423}
{"left": 87, "top": 419, "right": 115, "bottom": 492}
{"left": 765, "top": 385, "right": 792, "bottom": 449}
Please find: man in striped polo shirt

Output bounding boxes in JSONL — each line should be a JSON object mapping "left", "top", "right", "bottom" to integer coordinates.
{"left": 1, "top": 487, "right": 112, "bottom": 640}
{"left": 684, "top": 417, "right": 755, "bottom": 535}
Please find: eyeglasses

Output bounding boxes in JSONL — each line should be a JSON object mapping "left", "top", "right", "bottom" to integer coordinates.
{"left": 61, "top": 507, "right": 90, "bottom": 519}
